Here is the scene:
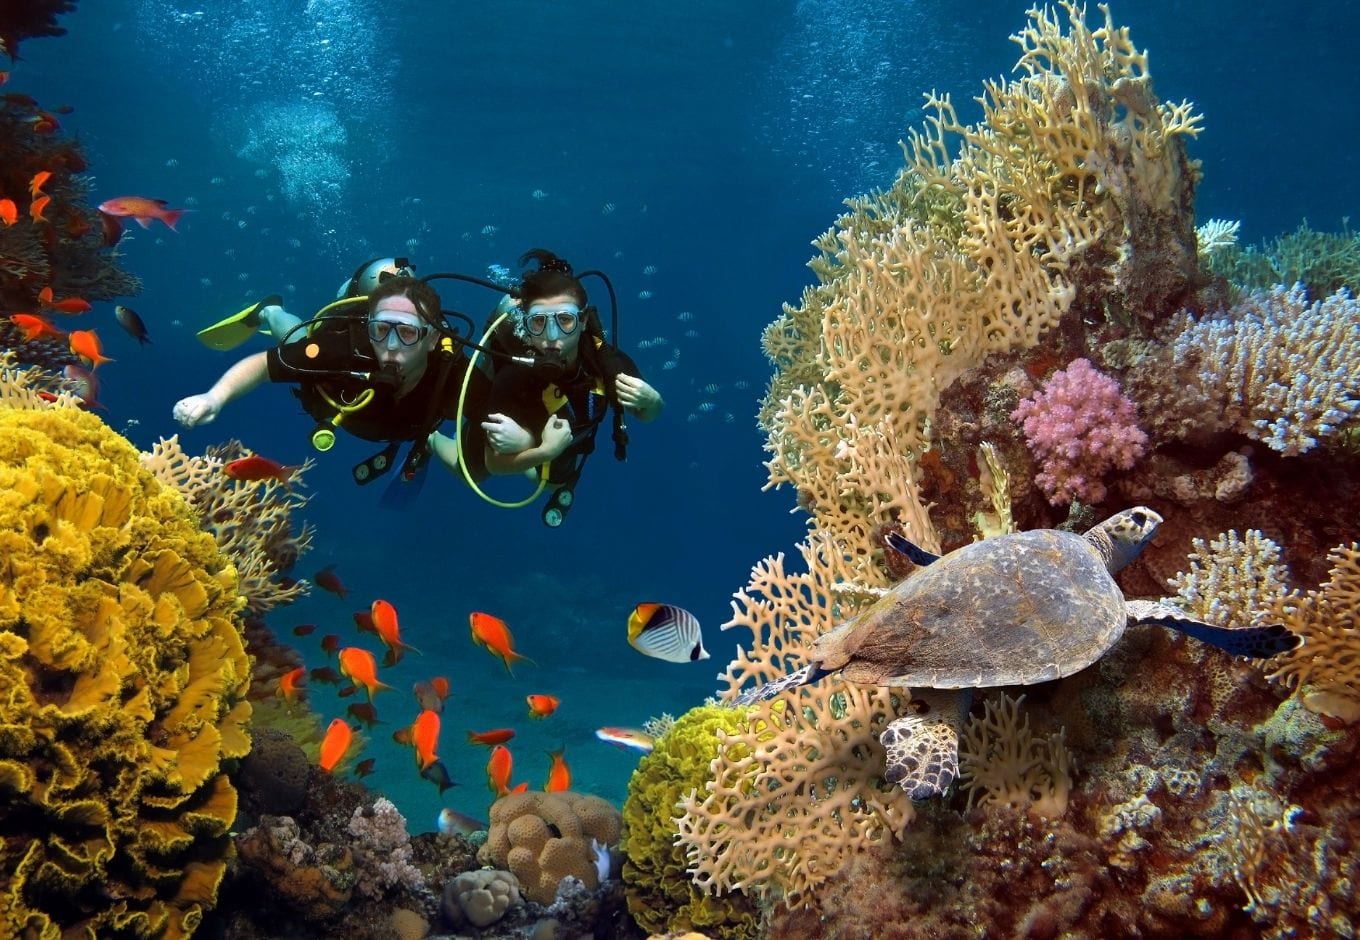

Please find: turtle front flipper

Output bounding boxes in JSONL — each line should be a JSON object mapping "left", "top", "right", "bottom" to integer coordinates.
{"left": 1125, "top": 599, "right": 1303, "bottom": 658}
{"left": 879, "top": 689, "right": 971, "bottom": 799}
{"left": 730, "top": 663, "right": 833, "bottom": 706}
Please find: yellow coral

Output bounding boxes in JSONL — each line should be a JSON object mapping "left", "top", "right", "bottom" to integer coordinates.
{"left": 0, "top": 400, "right": 250, "bottom": 938}
{"left": 478, "top": 791, "right": 621, "bottom": 905}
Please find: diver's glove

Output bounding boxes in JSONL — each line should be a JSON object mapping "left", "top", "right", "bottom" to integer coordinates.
{"left": 172, "top": 392, "right": 223, "bottom": 428}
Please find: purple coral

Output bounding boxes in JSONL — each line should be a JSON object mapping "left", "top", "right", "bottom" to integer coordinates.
{"left": 1011, "top": 358, "right": 1148, "bottom": 506}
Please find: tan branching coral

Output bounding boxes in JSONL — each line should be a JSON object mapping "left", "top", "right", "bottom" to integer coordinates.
{"left": 1263, "top": 543, "right": 1360, "bottom": 722}
{"left": 1166, "top": 528, "right": 1292, "bottom": 629}
{"left": 958, "top": 693, "right": 1073, "bottom": 818}
{"left": 675, "top": 533, "right": 915, "bottom": 907}
{"left": 141, "top": 436, "right": 313, "bottom": 614}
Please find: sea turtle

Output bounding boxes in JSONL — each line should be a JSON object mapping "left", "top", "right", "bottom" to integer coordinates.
{"left": 734, "top": 507, "right": 1301, "bottom": 799}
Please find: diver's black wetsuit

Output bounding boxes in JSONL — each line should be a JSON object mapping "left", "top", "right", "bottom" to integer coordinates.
{"left": 478, "top": 342, "right": 641, "bottom": 483}
{"left": 266, "top": 328, "right": 472, "bottom": 443}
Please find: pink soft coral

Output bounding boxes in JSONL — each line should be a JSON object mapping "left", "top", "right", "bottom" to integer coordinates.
{"left": 1011, "top": 358, "right": 1148, "bottom": 506}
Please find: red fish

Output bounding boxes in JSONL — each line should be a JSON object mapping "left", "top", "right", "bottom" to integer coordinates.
{"left": 68, "top": 329, "right": 113, "bottom": 368}
{"left": 277, "top": 666, "right": 305, "bottom": 704}
{"left": 371, "top": 598, "right": 421, "bottom": 666}
{"left": 319, "top": 634, "right": 341, "bottom": 656}
{"left": 223, "top": 454, "right": 299, "bottom": 483}
{"left": 355, "top": 757, "right": 376, "bottom": 778}
{"left": 526, "top": 694, "right": 559, "bottom": 719}
{"left": 98, "top": 196, "right": 186, "bottom": 230}
{"left": 469, "top": 611, "right": 534, "bottom": 676}
{"left": 46, "top": 298, "right": 92, "bottom": 315}
{"left": 29, "top": 171, "right": 51, "bottom": 197}
{"left": 292, "top": 623, "right": 316, "bottom": 637}
{"left": 29, "top": 195, "right": 50, "bottom": 222}
{"left": 430, "top": 676, "right": 451, "bottom": 700}
{"left": 393, "top": 708, "right": 441, "bottom": 771}
{"left": 467, "top": 728, "right": 515, "bottom": 747}
{"left": 314, "top": 565, "right": 348, "bottom": 599}
{"left": 318, "top": 718, "right": 354, "bottom": 772}
{"left": 544, "top": 748, "right": 571, "bottom": 792}
{"left": 9, "top": 314, "right": 64, "bottom": 342}
{"left": 487, "top": 744, "right": 513, "bottom": 797}
{"left": 309, "top": 666, "right": 341, "bottom": 685}
{"left": 337, "top": 647, "right": 393, "bottom": 702}
{"left": 0, "top": 199, "right": 15, "bottom": 226}
{"left": 62, "top": 364, "right": 101, "bottom": 410}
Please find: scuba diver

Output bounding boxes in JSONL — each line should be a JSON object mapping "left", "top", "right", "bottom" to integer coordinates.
{"left": 173, "top": 258, "right": 474, "bottom": 488}
{"left": 431, "top": 248, "right": 663, "bottom": 526}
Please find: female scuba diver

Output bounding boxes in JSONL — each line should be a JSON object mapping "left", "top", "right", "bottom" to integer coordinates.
{"left": 429, "top": 247, "right": 663, "bottom": 526}
{"left": 173, "top": 265, "right": 474, "bottom": 487}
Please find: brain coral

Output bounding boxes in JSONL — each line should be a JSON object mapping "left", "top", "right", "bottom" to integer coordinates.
{"left": 478, "top": 791, "right": 621, "bottom": 905}
{"left": 0, "top": 401, "right": 251, "bottom": 938}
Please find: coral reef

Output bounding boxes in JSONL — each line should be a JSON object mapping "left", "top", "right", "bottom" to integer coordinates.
{"left": 0, "top": 392, "right": 250, "bottom": 937}
{"left": 0, "top": 0, "right": 76, "bottom": 57}
{"left": 621, "top": 704, "right": 761, "bottom": 939}
{"left": 479, "top": 790, "right": 623, "bottom": 905}
{"left": 1207, "top": 220, "right": 1360, "bottom": 300}
{"left": 346, "top": 797, "right": 425, "bottom": 899}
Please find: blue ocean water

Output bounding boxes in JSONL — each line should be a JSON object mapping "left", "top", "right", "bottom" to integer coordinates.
{"left": 15, "top": 0, "right": 1358, "bottom": 836}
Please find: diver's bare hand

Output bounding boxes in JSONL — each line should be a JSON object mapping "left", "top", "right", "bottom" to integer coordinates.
{"left": 614, "top": 374, "right": 663, "bottom": 419}
{"left": 172, "top": 393, "right": 222, "bottom": 428}
{"left": 540, "top": 416, "right": 571, "bottom": 458}
{"left": 481, "top": 412, "right": 534, "bottom": 454}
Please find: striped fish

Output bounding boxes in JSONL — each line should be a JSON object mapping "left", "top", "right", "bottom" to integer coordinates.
{"left": 627, "top": 603, "right": 709, "bottom": 663}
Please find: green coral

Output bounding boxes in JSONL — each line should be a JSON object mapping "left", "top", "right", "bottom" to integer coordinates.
{"left": 0, "top": 401, "right": 251, "bottom": 939}
{"left": 620, "top": 703, "right": 760, "bottom": 939}
{"left": 1208, "top": 220, "right": 1360, "bottom": 299}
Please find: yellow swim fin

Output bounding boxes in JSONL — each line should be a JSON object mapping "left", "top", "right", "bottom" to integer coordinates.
{"left": 196, "top": 294, "right": 283, "bottom": 351}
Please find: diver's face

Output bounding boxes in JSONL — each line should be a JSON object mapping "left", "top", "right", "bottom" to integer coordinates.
{"left": 368, "top": 295, "right": 436, "bottom": 388}
{"left": 524, "top": 293, "right": 583, "bottom": 363}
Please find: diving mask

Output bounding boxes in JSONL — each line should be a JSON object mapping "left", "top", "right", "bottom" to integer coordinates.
{"left": 368, "top": 310, "right": 431, "bottom": 348}
{"left": 525, "top": 303, "right": 581, "bottom": 339}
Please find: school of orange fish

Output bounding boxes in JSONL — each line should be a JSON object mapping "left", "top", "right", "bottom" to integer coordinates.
{"left": 275, "top": 565, "right": 575, "bottom": 810}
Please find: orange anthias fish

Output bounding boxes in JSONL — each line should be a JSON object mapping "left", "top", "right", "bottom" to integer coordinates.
{"left": 98, "top": 196, "right": 186, "bottom": 230}
{"left": 314, "top": 564, "right": 348, "bottom": 599}
{"left": 222, "top": 454, "right": 299, "bottom": 483}
{"left": 526, "top": 694, "right": 560, "bottom": 719}
{"left": 29, "top": 171, "right": 51, "bottom": 197}
{"left": 467, "top": 728, "right": 515, "bottom": 747}
{"left": 9, "top": 314, "right": 64, "bottom": 342}
{"left": 0, "top": 199, "right": 16, "bottom": 226}
{"left": 337, "top": 647, "right": 394, "bottom": 703}
{"left": 68, "top": 329, "right": 113, "bottom": 368}
{"left": 393, "top": 708, "right": 441, "bottom": 771}
{"left": 371, "top": 598, "right": 421, "bottom": 666}
{"left": 277, "top": 666, "right": 306, "bottom": 704}
{"left": 44, "top": 297, "right": 92, "bottom": 315}
{"left": 544, "top": 748, "right": 571, "bottom": 792}
{"left": 318, "top": 718, "right": 354, "bottom": 772}
{"left": 469, "top": 611, "right": 534, "bottom": 676}
{"left": 487, "top": 744, "right": 513, "bottom": 797}
{"left": 29, "top": 195, "right": 50, "bottom": 222}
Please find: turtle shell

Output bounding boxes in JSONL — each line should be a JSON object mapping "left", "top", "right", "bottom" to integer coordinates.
{"left": 813, "top": 528, "right": 1127, "bottom": 689}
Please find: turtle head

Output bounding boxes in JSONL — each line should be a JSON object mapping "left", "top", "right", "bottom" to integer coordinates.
{"left": 1085, "top": 506, "right": 1163, "bottom": 572}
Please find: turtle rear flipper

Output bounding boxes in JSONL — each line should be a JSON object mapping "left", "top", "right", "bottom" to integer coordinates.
{"left": 879, "top": 689, "right": 970, "bottom": 799}
{"left": 1126, "top": 600, "right": 1302, "bottom": 658}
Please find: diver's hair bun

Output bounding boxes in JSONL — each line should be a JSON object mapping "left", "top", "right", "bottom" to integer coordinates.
{"left": 519, "top": 248, "right": 574, "bottom": 276}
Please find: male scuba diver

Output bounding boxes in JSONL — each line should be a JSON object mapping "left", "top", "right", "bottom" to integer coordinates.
{"left": 173, "top": 258, "right": 474, "bottom": 487}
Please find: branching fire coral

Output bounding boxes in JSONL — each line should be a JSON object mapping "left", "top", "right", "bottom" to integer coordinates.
{"left": 141, "top": 436, "right": 313, "bottom": 614}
